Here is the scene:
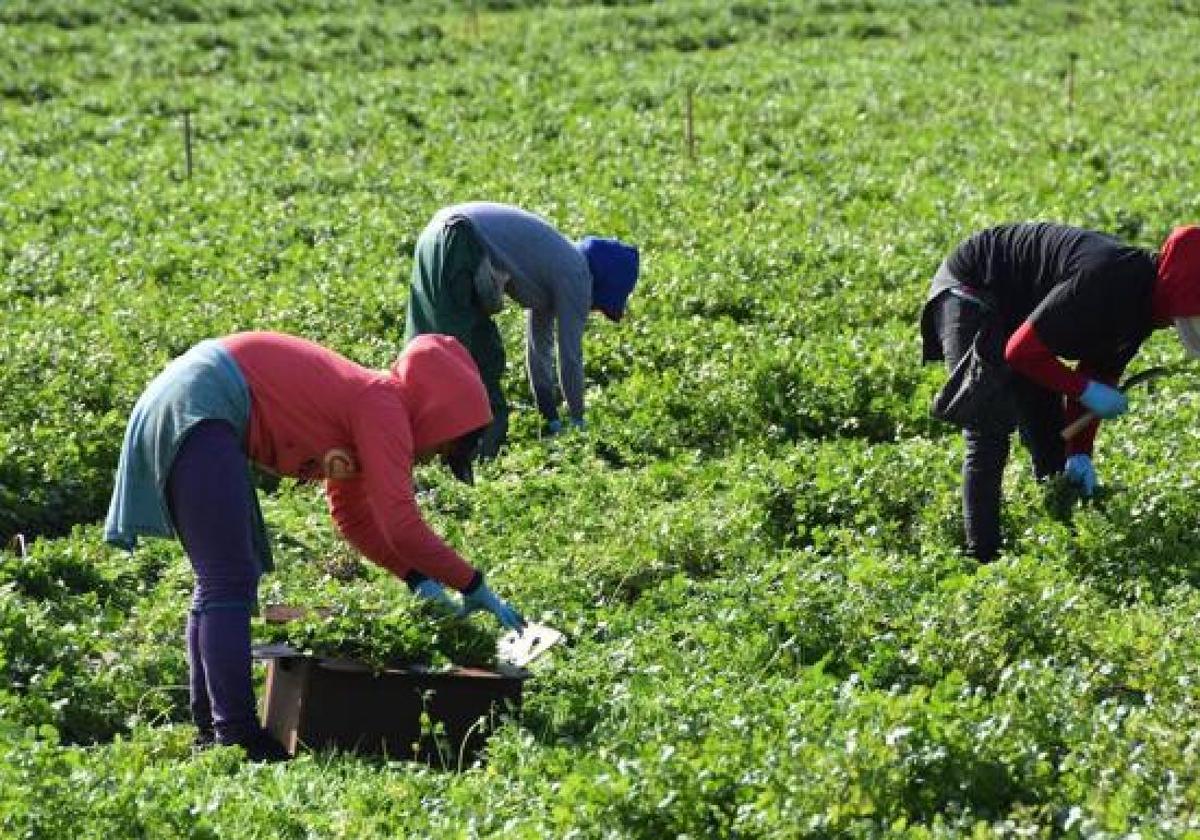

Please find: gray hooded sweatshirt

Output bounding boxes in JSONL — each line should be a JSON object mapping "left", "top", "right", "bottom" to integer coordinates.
{"left": 434, "top": 201, "right": 591, "bottom": 420}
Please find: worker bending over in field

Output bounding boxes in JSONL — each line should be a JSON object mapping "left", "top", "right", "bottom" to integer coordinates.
{"left": 105, "top": 333, "right": 526, "bottom": 761}
{"left": 921, "top": 223, "right": 1200, "bottom": 562}
{"left": 406, "top": 201, "right": 640, "bottom": 456}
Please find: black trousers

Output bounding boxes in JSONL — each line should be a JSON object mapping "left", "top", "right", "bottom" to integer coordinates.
{"left": 933, "top": 292, "right": 1066, "bottom": 561}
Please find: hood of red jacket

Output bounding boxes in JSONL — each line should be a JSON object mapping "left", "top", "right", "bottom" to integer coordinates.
{"left": 1153, "top": 225, "right": 1200, "bottom": 321}
{"left": 390, "top": 335, "right": 491, "bottom": 454}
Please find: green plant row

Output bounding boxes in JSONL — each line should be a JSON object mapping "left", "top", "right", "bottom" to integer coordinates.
{"left": 6, "top": 0, "right": 1200, "bottom": 834}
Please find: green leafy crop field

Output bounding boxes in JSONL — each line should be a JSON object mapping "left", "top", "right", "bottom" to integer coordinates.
{"left": 4, "top": 0, "right": 1200, "bottom": 835}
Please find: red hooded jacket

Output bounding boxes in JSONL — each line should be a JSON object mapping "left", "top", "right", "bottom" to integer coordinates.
{"left": 223, "top": 332, "right": 491, "bottom": 590}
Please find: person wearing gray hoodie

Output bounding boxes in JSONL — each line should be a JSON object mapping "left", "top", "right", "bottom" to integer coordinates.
{"left": 405, "top": 201, "right": 640, "bottom": 456}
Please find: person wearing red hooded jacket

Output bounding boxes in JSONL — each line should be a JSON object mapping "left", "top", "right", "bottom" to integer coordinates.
{"left": 920, "top": 223, "right": 1200, "bottom": 562}
{"left": 105, "top": 332, "right": 524, "bottom": 760}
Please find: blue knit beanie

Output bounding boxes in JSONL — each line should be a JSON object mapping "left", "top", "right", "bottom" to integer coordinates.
{"left": 578, "top": 236, "right": 639, "bottom": 321}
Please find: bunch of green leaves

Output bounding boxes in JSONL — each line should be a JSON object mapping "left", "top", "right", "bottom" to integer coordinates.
{"left": 256, "top": 598, "right": 499, "bottom": 670}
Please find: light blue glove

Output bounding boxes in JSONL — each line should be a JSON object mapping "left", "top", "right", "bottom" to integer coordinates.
{"left": 569, "top": 416, "right": 586, "bottom": 432}
{"left": 544, "top": 418, "right": 563, "bottom": 437}
{"left": 412, "top": 578, "right": 455, "bottom": 609}
{"left": 1079, "top": 381, "right": 1128, "bottom": 419}
{"left": 459, "top": 583, "right": 526, "bottom": 631}
{"left": 1064, "top": 454, "right": 1098, "bottom": 497}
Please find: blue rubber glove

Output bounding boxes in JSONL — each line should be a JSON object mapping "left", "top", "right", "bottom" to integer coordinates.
{"left": 1079, "top": 381, "right": 1128, "bottom": 419}
{"left": 544, "top": 418, "right": 563, "bottom": 437}
{"left": 1064, "top": 454, "right": 1098, "bottom": 497}
{"left": 569, "top": 416, "right": 586, "bottom": 432}
{"left": 412, "top": 578, "right": 455, "bottom": 610}
{"left": 459, "top": 583, "right": 526, "bottom": 631}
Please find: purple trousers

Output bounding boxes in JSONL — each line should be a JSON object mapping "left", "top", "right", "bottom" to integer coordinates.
{"left": 166, "top": 420, "right": 261, "bottom": 743}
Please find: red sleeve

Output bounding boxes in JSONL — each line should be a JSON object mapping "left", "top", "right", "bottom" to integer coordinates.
{"left": 326, "top": 387, "right": 477, "bottom": 591}
{"left": 1004, "top": 321, "right": 1089, "bottom": 397}
{"left": 327, "top": 479, "right": 409, "bottom": 575}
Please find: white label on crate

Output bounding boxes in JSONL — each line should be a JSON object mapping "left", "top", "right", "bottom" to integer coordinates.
{"left": 497, "top": 623, "right": 564, "bottom": 667}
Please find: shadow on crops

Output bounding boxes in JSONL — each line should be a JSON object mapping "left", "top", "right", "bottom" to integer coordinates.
{"left": 520, "top": 680, "right": 606, "bottom": 749}
{"left": 1054, "top": 482, "right": 1200, "bottom": 604}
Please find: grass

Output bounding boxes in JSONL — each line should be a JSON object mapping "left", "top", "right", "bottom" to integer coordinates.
{"left": 4, "top": 0, "right": 1200, "bottom": 835}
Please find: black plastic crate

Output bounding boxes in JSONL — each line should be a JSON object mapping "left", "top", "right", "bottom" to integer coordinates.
{"left": 254, "top": 646, "right": 526, "bottom": 768}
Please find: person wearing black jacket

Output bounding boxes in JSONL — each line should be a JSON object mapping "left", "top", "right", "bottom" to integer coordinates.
{"left": 921, "top": 223, "right": 1200, "bottom": 562}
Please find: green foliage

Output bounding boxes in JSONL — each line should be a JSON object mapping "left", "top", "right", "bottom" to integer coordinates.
{"left": 6, "top": 0, "right": 1200, "bottom": 835}
{"left": 258, "top": 594, "right": 499, "bottom": 669}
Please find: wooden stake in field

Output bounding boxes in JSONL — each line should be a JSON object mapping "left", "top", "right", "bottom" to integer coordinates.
{"left": 182, "top": 110, "right": 194, "bottom": 180}
{"left": 468, "top": 1, "right": 480, "bottom": 40}
{"left": 684, "top": 85, "right": 695, "bottom": 160}
{"left": 8, "top": 533, "right": 27, "bottom": 558}
{"left": 1065, "top": 52, "right": 1078, "bottom": 115}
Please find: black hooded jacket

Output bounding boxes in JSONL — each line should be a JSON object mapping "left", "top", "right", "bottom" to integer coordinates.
{"left": 921, "top": 223, "right": 1157, "bottom": 377}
